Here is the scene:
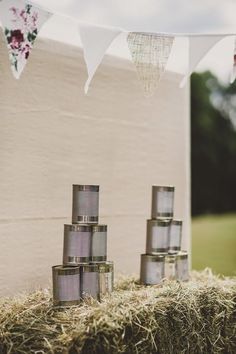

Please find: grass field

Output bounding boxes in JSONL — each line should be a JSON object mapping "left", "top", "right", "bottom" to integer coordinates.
{"left": 192, "top": 213, "right": 236, "bottom": 276}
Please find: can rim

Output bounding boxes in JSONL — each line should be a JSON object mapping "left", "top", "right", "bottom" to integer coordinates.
{"left": 147, "top": 219, "right": 171, "bottom": 226}
{"left": 92, "top": 225, "right": 107, "bottom": 232}
{"left": 81, "top": 264, "right": 99, "bottom": 272}
{"left": 52, "top": 265, "right": 81, "bottom": 275}
{"left": 171, "top": 220, "right": 183, "bottom": 226}
{"left": 73, "top": 185, "right": 99, "bottom": 192}
{"left": 141, "top": 254, "right": 165, "bottom": 261}
{"left": 64, "top": 224, "right": 92, "bottom": 232}
{"left": 177, "top": 251, "right": 188, "bottom": 259}
{"left": 97, "top": 261, "right": 114, "bottom": 272}
{"left": 152, "top": 185, "right": 175, "bottom": 192}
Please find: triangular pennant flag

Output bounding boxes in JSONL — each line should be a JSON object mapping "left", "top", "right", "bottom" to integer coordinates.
{"left": 79, "top": 23, "right": 121, "bottom": 94}
{"left": 230, "top": 36, "right": 236, "bottom": 84}
{"left": 0, "top": 0, "right": 51, "bottom": 79}
{"left": 127, "top": 32, "right": 174, "bottom": 97}
{"left": 180, "top": 35, "right": 225, "bottom": 87}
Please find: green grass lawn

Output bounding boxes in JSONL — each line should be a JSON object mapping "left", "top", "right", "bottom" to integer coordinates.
{"left": 192, "top": 213, "right": 236, "bottom": 276}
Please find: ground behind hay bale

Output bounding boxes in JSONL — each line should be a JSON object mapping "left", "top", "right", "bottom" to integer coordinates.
{"left": 0, "top": 270, "right": 235, "bottom": 354}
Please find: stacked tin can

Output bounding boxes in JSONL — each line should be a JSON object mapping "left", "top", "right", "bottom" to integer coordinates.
{"left": 52, "top": 185, "right": 114, "bottom": 307}
{"left": 140, "top": 186, "right": 189, "bottom": 285}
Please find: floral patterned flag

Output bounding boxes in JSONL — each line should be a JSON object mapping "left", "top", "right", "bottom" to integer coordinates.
{"left": 127, "top": 33, "right": 174, "bottom": 96}
{"left": 0, "top": 0, "right": 51, "bottom": 79}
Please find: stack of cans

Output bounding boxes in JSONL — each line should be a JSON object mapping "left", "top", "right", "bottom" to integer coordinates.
{"left": 52, "top": 185, "right": 114, "bottom": 307}
{"left": 140, "top": 186, "right": 189, "bottom": 285}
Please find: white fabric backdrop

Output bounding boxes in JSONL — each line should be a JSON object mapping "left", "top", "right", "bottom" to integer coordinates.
{"left": 0, "top": 35, "right": 190, "bottom": 296}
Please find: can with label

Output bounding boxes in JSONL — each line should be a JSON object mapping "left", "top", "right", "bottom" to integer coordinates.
{"left": 169, "top": 220, "right": 183, "bottom": 254}
{"left": 164, "top": 254, "right": 177, "bottom": 280}
{"left": 146, "top": 219, "right": 171, "bottom": 254}
{"left": 63, "top": 224, "right": 92, "bottom": 266}
{"left": 72, "top": 184, "right": 99, "bottom": 224}
{"left": 151, "top": 185, "right": 174, "bottom": 219}
{"left": 98, "top": 261, "right": 114, "bottom": 298}
{"left": 52, "top": 265, "right": 81, "bottom": 307}
{"left": 140, "top": 254, "right": 165, "bottom": 285}
{"left": 81, "top": 264, "right": 99, "bottom": 300}
{"left": 176, "top": 251, "right": 189, "bottom": 281}
{"left": 91, "top": 225, "right": 107, "bottom": 262}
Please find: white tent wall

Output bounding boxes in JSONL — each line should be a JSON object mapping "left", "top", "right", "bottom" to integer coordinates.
{"left": 0, "top": 36, "right": 190, "bottom": 296}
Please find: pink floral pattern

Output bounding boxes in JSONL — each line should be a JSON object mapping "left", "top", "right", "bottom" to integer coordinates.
{"left": 0, "top": 0, "right": 51, "bottom": 78}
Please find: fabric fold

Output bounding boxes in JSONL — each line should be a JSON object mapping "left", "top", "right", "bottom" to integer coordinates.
{"left": 79, "top": 23, "right": 121, "bottom": 94}
{"left": 127, "top": 32, "right": 174, "bottom": 96}
{"left": 180, "top": 35, "right": 225, "bottom": 88}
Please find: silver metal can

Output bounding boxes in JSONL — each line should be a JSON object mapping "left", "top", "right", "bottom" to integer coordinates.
{"left": 98, "top": 261, "right": 114, "bottom": 297}
{"left": 140, "top": 254, "right": 165, "bottom": 285}
{"left": 52, "top": 265, "right": 81, "bottom": 307}
{"left": 176, "top": 251, "right": 189, "bottom": 281}
{"left": 91, "top": 225, "right": 107, "bottom": 262}
{"left": 72, "top": 184, "right": 99, "bottom": 224}
{"left": 151, "top": 185, "right": 175, "bottom": 219}
{"left": 164, "top": 254, "right": 177, "bottom": 280}
{"left": 81, "top": 263, "right": 99, "bottom": 300}
{"left": 169, "top": 220, "right": 183, "bottom": 254}
{"left": 63, "top": 224, "right": 92, "bottom": 266}
{"left": 146, "top": 219, "right": 171, "bottom": 254}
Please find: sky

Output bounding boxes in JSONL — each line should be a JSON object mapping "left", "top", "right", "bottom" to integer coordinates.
{"left": 30, "top": 1, "right": 236, "bottom": 81}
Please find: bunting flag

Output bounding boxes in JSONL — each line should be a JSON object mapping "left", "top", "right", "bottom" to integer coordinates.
{"left": 79, "top": 23, "right": 121, "bottom": 94}
{"left": 180, "top": 35, "right": 225, "bottom": 87}
{"left": 0, "top": 0, "right": 51, "bottom": 79}
{"left": 127, "top": 32, "right": 174, "bottom": 96}
{"left": 230, "top": 36, "right": 236, "bottom": 84}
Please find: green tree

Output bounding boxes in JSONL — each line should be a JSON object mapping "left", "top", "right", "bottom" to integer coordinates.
{"left": 191, "top": 71, "right": 236, "bottom": 215}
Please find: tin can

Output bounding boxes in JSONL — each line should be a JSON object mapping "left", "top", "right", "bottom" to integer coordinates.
{"left": 169, "top": 220, "right": 183, "bottom": 254}
{"left": 98, "top": 261, "right": 114, "bottom": 297}
{"left": 164, "top": 254, "right": 177, "bottom": 280}
{"left": 146, "top": 219, "right": 170, "bottom": 254}
{"left": 72, "top": 184, "right": 99, "bottom": 224}
{"left": 63, "top": 224, "right": 92, "bottom": 266}
{"left": 81, "top": 263, "right": 99, "bottom": 300}
{"left": 52, "top": 265, "right": 81, "bottom": 307}
{"left": 176, "top": 251, "right": 189, "bottom": 281}
{"left": 151, "top": 185, "right": 174, "bottom": 219}
{"left": 140, "top": 254, "right": 165, "bottom": 285}
{"left": 91, "top": 225, "right": 107, "bottom": 262}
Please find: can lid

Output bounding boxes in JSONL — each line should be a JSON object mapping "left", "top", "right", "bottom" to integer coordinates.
{"left": 171, "top": 220, "right": 183, "bottom": 226}
{"left": 73, "top": 185, "right": 99, "bottom": 192}
{"left": 152, "top": 185, "right": 175, "bottom": 192}
{"left": 147, "top": 219, "right": 171, "bottom": 226}
{"left": 52, "top": 265, "right": 81, "bottom": 275}
{"left": 92, "top": 225, "right": 107, "bottom": 232}
{"left": 141, "top": 254, "right": 165, "bottom": 262}
{"left": 64, "top": 224, "right": 92, "bottom": 232}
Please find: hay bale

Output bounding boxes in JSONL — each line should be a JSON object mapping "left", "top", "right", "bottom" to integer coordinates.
{"left": 0, "top": 269, "right": 235, "bottom": 354}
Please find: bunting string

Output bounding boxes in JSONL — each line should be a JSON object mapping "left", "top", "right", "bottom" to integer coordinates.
{"left": 0, "top": 0, "right": 235, "bottom": 93}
